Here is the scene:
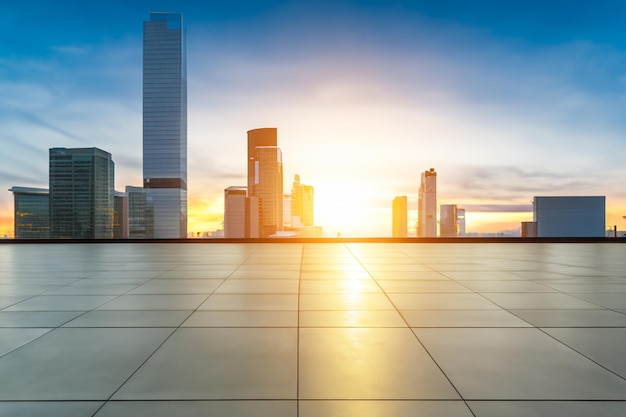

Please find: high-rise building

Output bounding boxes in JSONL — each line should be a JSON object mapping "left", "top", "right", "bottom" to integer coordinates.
{"left": 224, "top": 186, "right": 247, "bottom": 238}
{"left": 143, "top": 12, "right": 187, "bottom": 238}
{"left": 418, "top": 168, "right": 437, "bottom": 237}
{"left": 392, "top": 196, "right": 408, "bottom": 237}
{"left": 291, "top": 174, "right": 314, "bottom": 227}
{"left": 49, "top": 147, "right": 114, "bottom": 239}
{"left": 247, "top": 128, "right": 277, "bottom": 195}
{"left": 254, "top": 146, "right": 283, "bottom": 238}
{"left": 8, "top": 186, "right": 49, "bottom": 239}
{"left": 126, "top": 186, "right": 154, "bottom": 239}
{"left": 246, "top": 128, "right": 282, "bottom": 238}
{"left": 439, "top": 204, "right": 458, "bottom": 237}
{"left": 113, "top": 191, "right": 129, "bottom": 239}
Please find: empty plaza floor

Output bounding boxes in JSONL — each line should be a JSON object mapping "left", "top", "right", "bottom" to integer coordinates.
{"left": 1, "top": 241, "right": 626, "bottom": 416}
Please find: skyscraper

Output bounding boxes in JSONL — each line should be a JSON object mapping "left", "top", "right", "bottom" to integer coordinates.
{"left": 291, "top": 174, "right": 314, "bottom": 227}
{"left": 49, "top": 147, "right": 114, "bottom": 239}
{"left": 392, "top": 196, "right": 408, "bottom": 237}
{"left": 254, "top": 146, "right": 283, "bottom": 238}
{"left": 246, "top": 128, "right": 282, "bottom": 238}
{"left": 143, "top": 12, "right": 187, "bottom": 238}
{"left": 8, "top": 186, "right": 49, "bottom": 239}
{"left": 418, "top": 168, "right": 437, "bottom": 237}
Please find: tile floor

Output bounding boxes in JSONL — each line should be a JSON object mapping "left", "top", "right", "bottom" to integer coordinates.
{"left": 0, "top": 242, "right": 625, "bottom": 416}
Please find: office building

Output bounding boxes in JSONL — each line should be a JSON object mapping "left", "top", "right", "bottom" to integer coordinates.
{"left": 392, "top": 196, "right": 408, "bottom": 237}
{"left": 254, "top": 146, "right": 283, "bottom": 238}
{"left": 224, "top": 186, "right": 247, "bottom": 238}
{"left": 247, "top": 128, "right": 277, "bottom": 195}
{"left": 113, "top": 191, "right": 129, "bottom": 239}
{"left": 49, "top": 147, "right": 114, "bottom": 239}
{"left": 418, "top": 168, "right": 437, "bottom": 237}
{"left": 440, "top": 204, "right": 458, "bottom": 237}
{"left": 246, "top": 128, "right": 281, "bottom": 238}
{"left": 143, "top": 12, "right": 187, "bottom": 238}
{"left": 8, "top": 186, "right": 49, "bottom": 239}
{"left": 126, "top": 186, "right": 154, "bottom": 239}
{"left": 291, "top": 174, "right": 314, "bottom": 227}
{"left": 533, "top": 196, "right": 605, "bottom": 237}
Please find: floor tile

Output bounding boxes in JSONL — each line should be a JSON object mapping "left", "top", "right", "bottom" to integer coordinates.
{"left": 299, "top": 328, "right": 460, "bottom": 399}
{"left": 182, "top": 310, "right": 297, "bottom": 327}
{"left": 63, "top": 310, "right": 191, "bottom": 327}
{"left": 94, "top": 400, "right": 297, "bottom": 417}
{"left": 299, "top": 400, "right": 473, "bottom": 417}
{"left": 198, "top": 294, "right": 297, "bottom": 310}
{"left": 388, "top": 293, "right": 500, "bottom": 310}
{"left": 403, "top": 310, "right": 530, "bottom": 327}
{"left": 299, "top": 293, "right": 395, "bottom": 310}
{"left": 0, "top": 311, "right": 83, "bottom": 327}
{"left": 215, "top": 279, "right": 299, "bottom": 294}
{"left": 467, "top": 401, "right": 626, "bottom": 417}
{"left": 0, "top": 328, "right": 50, "bottom": 356}
{"left": 511, "top": 309, "right": 626, "bottom": 327}
{"left": 3, "top": 295, "right": 116, "bottom": 311}
{"left": 113, "top": 328, "right": 297, "bottom": 399}
{"left": 0, "top": 328, "right": 172, "bottom": 400}
{"left": 481, "top": 292, "right": 601, "bottom": 309}
{"left": 0, "top": 401, "right": 103, "bottom": 417}
{"left": 299, "top": 310, "right": 406, "bottom": 327}
{"left": 97, "top": 295, "right": 207, "bottom": 310}
{"left": 544, "top": 328, "right": 626, "bottom": 378}
{"left": 414, "top": 328, "right": 626, "bottom": 399}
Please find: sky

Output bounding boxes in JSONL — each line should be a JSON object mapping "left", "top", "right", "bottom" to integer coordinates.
{"left": 2, "top": 0, "right": 626, "bottom": 237}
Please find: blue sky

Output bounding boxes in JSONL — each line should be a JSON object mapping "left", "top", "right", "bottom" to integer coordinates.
{"left": 2, "top": 0, "right": 626, "bottom": 236}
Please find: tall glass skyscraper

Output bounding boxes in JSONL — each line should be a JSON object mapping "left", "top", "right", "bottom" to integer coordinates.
{"left": 49, "top": 148, "right": 114, "bottom": 239}
{"left": 143, "top": 12, "right": 187, "bottom": 238}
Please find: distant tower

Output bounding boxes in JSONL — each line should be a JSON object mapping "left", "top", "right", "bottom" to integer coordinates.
{"left": 247, "top": 128, "right": 282, "bottom": 237}
{"left": 418, "top": 168, "right": 437, "bottom": 237}
{"left": 8, "top": 187, "right": 49, "bottom": 239}
{"left": 392, "top": 196, "right": 408, "bottom": 237}
{"left": 291, "top": 174, "right": 314, "bottom": 227}
{"left": 224, "top": 186, "right": 247, "bottom": 238}
{"left": 143, "top": 12, "right": 187, "bottom": 238}
{"left": 49, "top": 147, "right": 114, "bottom": 239}
{"left": 439, "top": 204, "right": 458, "bottom": 237}
{"left": 254, "top": 146, "right": 283, "bottom": 237}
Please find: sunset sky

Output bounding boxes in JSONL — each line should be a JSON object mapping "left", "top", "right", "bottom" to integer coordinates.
{"left": 2, "top": 0, "right": 626, "bottom": 237}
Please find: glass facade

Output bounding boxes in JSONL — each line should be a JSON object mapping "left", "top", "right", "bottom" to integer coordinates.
{"left": 143, "top": 12, "right": 187, "bottom": 238}
{"left": 254, "top": 146, "right": 283, "bottom": 238}
{"left": 9, "top": 187, "right": 49, "bottom": 239}
{"left": 49, "top": 148, "right": 114, "bottom": 239}
{"left": 126, "top": 186, "right": 154, "bottom": 239}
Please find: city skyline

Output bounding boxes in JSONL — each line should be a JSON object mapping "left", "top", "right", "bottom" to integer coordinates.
{"left": 2, "top": 1, "right": 626, "bottom": 237}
